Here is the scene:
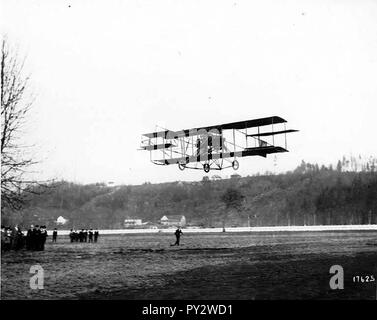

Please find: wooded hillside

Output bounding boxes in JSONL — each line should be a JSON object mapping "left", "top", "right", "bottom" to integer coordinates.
{"left": 2, "top": 156, "right": 377, "bottom": 229}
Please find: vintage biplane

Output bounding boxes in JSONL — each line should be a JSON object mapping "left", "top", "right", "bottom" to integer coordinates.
{"left": 140, "top": 116, "right": 298, "bottom": 172}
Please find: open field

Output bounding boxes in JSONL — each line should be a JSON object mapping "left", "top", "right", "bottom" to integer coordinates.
{"left": 1, "top": 231, "right": 377, "bottom": 300}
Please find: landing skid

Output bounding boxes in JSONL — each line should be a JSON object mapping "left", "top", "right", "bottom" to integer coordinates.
{"left": 177, "top": 159, "right": 239, "bottom": 172}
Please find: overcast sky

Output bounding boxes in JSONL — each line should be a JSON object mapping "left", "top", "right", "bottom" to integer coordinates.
{"left": 1, "top": 0, "right": 377, "bottom": 185}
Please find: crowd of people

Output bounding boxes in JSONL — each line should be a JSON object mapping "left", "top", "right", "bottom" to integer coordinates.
{"left": 1, "top": 225, "right": 101, "bottom": 252}
{"left": 1, "top": 225, "right": 49, "bottom": 252}
{"left": 69, "top": 229, "right": 99, "bottom": 243}
{"left": 2, "top": 225, "right": 185, "bottom": 251}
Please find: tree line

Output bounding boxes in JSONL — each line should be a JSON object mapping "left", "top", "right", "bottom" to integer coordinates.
{"left": 2, "top": 156, "right": 376, "bottom": 229}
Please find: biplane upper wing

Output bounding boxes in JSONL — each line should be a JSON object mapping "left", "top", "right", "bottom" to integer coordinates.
{"left": 220, "top": 116, "right": 286, "bottom": 130}
{"left": 142, "top": 116, "right": 287, "bottom": 139}
{"left": 154, "top": 146, "right": 288, "bottom": 165}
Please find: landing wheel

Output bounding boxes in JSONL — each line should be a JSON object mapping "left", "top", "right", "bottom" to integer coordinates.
{"left": 232, "top": 160, "right": 239, "bottom": 170}
{"left": 203, "top": 163, "right": 210, "bottom": 173}
{"left": 178, "top": 163, "right": 186, "bottom": 171}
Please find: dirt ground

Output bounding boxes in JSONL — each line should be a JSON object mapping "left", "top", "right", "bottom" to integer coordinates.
{"left": 1, "top": 231, "right": 377, "bottom": 299}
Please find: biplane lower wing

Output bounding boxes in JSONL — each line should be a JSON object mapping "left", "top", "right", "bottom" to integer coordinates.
{"left": 247, "top": 129, "right": 299, "bottom": 138}
{"left": 154, "top": 146, "right": 287, "bottom": 165}
{"left": 140, "top": 143, "right": 176, "bottom": 151}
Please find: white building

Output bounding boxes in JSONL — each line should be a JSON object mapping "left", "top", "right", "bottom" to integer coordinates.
{"left": 124, "top": 219, "right": 142, "bottom": 227}
{"left": 56, "top": 216, "right": 68, "bottom": 225}
{"left": 160, "top": 215, "right": 186, "bottom": 227}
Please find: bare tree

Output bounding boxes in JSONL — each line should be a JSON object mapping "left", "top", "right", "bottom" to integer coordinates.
{"left": 1, "top": 38, "right": 37, "bottom": 210}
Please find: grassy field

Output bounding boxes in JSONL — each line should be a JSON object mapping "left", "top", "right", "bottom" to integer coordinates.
{"left": 1, "top": 231, "right": 377, "bottom": 300}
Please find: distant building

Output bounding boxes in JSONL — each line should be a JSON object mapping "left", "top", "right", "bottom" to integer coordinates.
{"left": 230, "top": 174, "right": 241, "bottom": 179}
{"left": 56, "top": 216, "right": 68, "bottom": 225}
{"left": 124, "top": 218, "right": 142, "bottom": 227}
{"left": 160, "top": 215, "right": 186, "bottom": 227}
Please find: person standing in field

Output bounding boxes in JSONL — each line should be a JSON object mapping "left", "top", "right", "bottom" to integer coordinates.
{"left": 69, "top": 229, "right": 74, "bottom": 242}
{"left": 33, "top": 225, "right": 41, "bottom": 251}
{"left": 1, "top": 226, "right": 5, "bottom": 251}
{"left": 39, "top": 226, "right": 48, "bottom": 251}
{"left": 2, "top": 227, "right": 12, "bottom": 251}
{"left": 172, "top": 227, "right": 183, "bottom": 246}
{"left": 94, "top": 229, "right": 99, "bottom": 243}
{"left": 52, "top": 228, "right": 58, "bottom": 242}
{"left": 26, "top": 225, "right": 34, "bottom": 250}
{"left": 73, "top": 229, "right": 79, "bottom": 242}
{"left": 88, "top": 229, "right": 93, "bottom": 243}
{"left": 13, "top": 226, "right": 24, "bottom": 250}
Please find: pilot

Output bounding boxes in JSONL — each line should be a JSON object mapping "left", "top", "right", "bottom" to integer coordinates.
{"left": 196, "top": 138, "right": 201, "bottom": 156}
